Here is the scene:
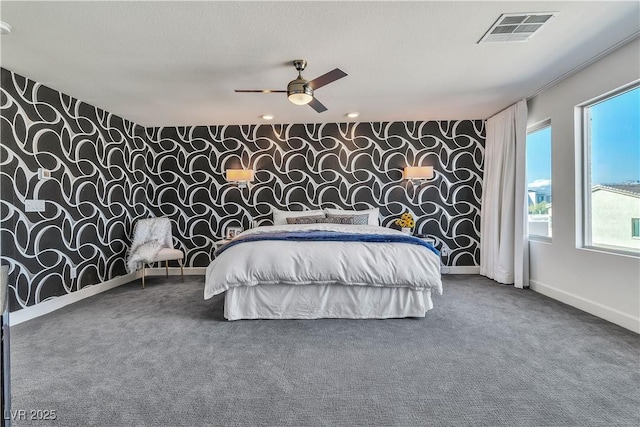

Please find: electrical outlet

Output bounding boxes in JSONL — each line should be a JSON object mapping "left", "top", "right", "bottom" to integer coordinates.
{"left": 440, "top": 248, "right": 449, "bottom": 271}
{"left": 70, "top": 267, "right": 77, "bottom": 279}
{"left": 38, "top": 168, "right": 51, "bottom": 180}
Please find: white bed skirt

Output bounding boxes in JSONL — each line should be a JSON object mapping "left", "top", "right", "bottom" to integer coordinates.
{"left": 224, "top": 284, "right": 433, "bottom": 320}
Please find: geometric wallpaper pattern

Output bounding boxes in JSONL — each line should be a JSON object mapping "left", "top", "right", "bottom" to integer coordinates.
{"left": 1, "top": 68, "right": 485, "bottom": 311}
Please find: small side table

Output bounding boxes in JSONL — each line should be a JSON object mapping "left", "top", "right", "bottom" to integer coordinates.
{"left": 418, "top": 236, "right": 436, "bottom": 246}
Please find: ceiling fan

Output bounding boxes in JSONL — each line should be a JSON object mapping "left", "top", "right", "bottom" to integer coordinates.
{"left": 235, "top": 60, "right": 347, "bottom": 113}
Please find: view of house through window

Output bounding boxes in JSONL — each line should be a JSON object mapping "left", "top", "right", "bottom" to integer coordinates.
{"left": 584, "top": 85, "right": 640, "bottom": 252}
{"left": 526, "top": 123, "right": 552, "bottom": 238}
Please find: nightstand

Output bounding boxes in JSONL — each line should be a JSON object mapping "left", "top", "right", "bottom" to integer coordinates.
{"left": 214, "top": 239, "right": 230, "bottom": 250}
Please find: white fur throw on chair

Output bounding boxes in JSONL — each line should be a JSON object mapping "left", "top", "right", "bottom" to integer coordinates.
{"left": 127, "top": 217, "right": 173, "bottom": 273}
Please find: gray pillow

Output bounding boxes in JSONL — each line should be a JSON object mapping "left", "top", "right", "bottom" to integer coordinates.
{"left": 325, "top": 213, "right": 369, "bottom": 225}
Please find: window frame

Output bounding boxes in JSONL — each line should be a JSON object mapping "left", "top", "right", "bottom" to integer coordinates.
{"left": 632, "top": 218, "right": 640, "bottom": 240}
{"left": 526, "top": 119, "right": 552, "bottom": 242}
{"left": 579, "top": 80, "right": 640, "bottom": 256}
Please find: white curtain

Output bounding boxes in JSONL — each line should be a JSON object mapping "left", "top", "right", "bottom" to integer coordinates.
{"left": 480, "top": 100, "right": 529, "bottom": 288}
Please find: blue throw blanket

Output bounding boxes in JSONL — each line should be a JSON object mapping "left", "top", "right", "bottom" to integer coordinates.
{"left": 215, "top": 231, "right": 440, "bottom": 257}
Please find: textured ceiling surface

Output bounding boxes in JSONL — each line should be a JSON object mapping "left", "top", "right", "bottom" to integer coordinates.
{"left": 0, "top": 1, "right": 638, "bottom": 126}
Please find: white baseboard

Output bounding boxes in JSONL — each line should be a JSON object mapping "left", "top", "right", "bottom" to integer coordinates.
{"left": 10, "top": 272, "right": 139, "bottom": 326}
{"left": 153, "top": 266, "right": 477, "bottom": 275}
{"left": 127, "top": 266, "right": 473, "bottom": 277}
{"left": 9, "top": 268, "right": 206, "bottom": 325}
{"left": 148, "top": 266, "right": 478, "bottom": 276}
{"left": 145, "top": 267, "right": 207, "bottom": 276}
{"left": 530, "top": 280, "right": 640, "bottom": 334}
{"left": 444, "top": 266, "right": 480, "bottom": 274}
{"left": 9, "top": 267, "right": 207, "bottom": 326}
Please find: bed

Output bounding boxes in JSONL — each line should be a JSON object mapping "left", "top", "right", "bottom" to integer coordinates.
{"left": 204, "top": 221, "right": 443, "bottom": 320}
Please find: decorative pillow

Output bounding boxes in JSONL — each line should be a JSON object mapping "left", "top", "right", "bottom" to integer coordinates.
{"left": 324, "top": 214, "right": 369, "bottom": 225}
{"left": 286, "top": 215, "right": 327, "bottom": 225}
{"left": 272, "top": 208, "right": 325, "bottom": 225}
{"left": 286, "top": 216, "right": 358, "bottom": 225}
{"left": 324, "top": 208, "right": 380, "bottom": 226}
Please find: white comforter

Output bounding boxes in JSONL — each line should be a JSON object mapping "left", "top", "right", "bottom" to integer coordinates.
{"left": 204, "top": 224, "right": 442, "bottom": 300}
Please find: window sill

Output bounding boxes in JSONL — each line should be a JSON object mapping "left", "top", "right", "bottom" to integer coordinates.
{"left": 528, "top": 235, "right": 552, "bottom": 244}
{"left": 579, "top": 245, "right": 640, "bottom": 259}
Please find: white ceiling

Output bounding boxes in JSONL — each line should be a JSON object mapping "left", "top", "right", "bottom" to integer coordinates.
{"left": 0, "top": 1, "right": 638, "bottom": 127}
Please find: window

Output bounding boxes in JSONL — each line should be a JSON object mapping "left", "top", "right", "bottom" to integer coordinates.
{"left": 526, "top": 121, "right": 552, "bottom": 238}
{"left": 632, "top": 218, "right": 640, "bottom": 239}
{"left": 583, "top": 84, "right": 640, "bottom": 253}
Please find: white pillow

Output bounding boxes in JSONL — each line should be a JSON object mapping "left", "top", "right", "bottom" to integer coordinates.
{"left": 324, "top": 207, "right": 380, "bottom": 226}
{"left": 272, "top": 208, "right": 325, "bottom": 226}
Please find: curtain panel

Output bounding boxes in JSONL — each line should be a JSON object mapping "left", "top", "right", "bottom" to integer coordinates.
{"left": 480, "top": 100, "right": 529, "bottom": 288}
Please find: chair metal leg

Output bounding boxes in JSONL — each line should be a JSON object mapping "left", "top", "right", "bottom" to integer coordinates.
{"left": 142, "top": 265, "right": 145, "bottom": 288}
{"left": 165, "top": 260, "right": 169, "bottom": 278}
{"left": 180, "top": 259, "right": 184, "bottom": 282}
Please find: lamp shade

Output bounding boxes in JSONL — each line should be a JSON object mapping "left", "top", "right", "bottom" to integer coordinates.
{"left": 403, "top": 166, "right": 433, "bottom": 180}
{"left": 226, "top": 169, "right": 254, "bottom": 182}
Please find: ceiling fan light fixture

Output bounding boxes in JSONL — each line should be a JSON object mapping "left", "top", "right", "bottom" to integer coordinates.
{"left": 288, "top": 92, "right": 313, "bottom": 105}
{"left": 236, "top": 59, "right": 347, "bottom": 113}
{"left": 287, "top": 77, "right": 313, "bottom": 105}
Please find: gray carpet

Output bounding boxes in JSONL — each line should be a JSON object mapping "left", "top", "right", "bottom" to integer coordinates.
{"left": 8, "top": 275, "right": 640, "bottom": 427}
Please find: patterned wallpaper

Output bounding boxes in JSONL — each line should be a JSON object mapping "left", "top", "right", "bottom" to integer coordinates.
{"left": 0, "top": 69, "right": 150, "bottom": 311}
{"left": 146, "top": 122, "right": 485, "bottom": 268}
{"left": 1, "top": 68, "right": 485, "bottom": 311}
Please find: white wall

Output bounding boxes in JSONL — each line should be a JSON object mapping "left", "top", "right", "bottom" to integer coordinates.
{"left": 527, "top": 38, "right": 640, "bottom": 333}
{"left": 591, "top": 190, "right": 640, "bottom": 250}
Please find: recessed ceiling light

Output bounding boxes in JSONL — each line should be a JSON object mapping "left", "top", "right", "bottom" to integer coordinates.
{"left": 261, "top": 114, "right": 274, "bottom": 120}
{"left": 0, "top": 22, "right": 12, "bottom": 35}
{"left": 347, "top": 112, "right": 359, "bottom": 118}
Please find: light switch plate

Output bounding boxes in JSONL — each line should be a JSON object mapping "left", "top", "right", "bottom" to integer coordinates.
{"left": 25, "top": 199, "right": 45, "bottom": 212}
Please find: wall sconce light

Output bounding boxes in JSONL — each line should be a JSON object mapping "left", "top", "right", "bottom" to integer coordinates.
{"left": 226, "top": 169, "right": 254, "bottom": 189}
{"left": 403, "top": 166, "right": 433, "bottom": 187}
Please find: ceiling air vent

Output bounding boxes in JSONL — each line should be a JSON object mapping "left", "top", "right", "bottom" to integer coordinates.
{"left": 479, "top": 13, "right": 556, "bottom": 43}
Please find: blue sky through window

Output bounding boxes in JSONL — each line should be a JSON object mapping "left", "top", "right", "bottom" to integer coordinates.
{"left": 527, "top": 126, "right": 552, "bottom": 185}
{"left": 526, "top": 123, "right": 552, "bottom": 237}
{"left": 590, "top": 86, "right": 640, "bottom": 185}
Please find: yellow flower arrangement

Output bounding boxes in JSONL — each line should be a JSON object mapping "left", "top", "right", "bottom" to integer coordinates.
{"left": 395, "top": 212, "right": 415, "bottom": 229}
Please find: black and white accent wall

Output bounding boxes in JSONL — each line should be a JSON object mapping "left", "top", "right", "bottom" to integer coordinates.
{"left": 1, "top": 68, "right": 485, "bottom": 312}
{"left": 1, "top": 70, "right": 150, "bottom": 312}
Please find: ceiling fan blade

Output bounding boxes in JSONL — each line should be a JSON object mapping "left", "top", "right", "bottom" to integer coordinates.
{"left": 234, "top": 90, "right": 287, "bottom": 93}
{"left": 307, "top": 68, "right": 347, "bottom": 90}
{"left": 308, "top": 97, "right": 328, "bottom": 113}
